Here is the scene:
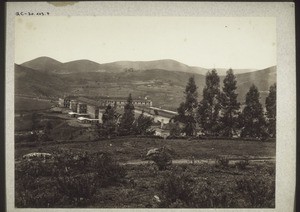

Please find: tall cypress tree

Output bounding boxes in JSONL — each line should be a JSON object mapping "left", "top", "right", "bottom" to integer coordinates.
{"left": 265, "top": 83, "right": 276, "bottom": 138}
{"left": 101, "top": 104, "right": 118, "bottom": 138}
{"left": 240, "top": 84, "right": 267, "bottom": 139}
{"left": 102, "top": 104, "right": 117, "bottom": 124}
{"left": 174, "top": 76, "right": 198, "bottom": 136}
{"left": 119, "top": 93, "right": 135, "bottom": 135}
{"left": 219, "top": 69, "right": 240, "bottom": 137}
{"left": 197, "top": 69, "right": 221, "bottom": 136}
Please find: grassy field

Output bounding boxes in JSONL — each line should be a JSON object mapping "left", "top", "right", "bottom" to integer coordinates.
{"left": 15, "top": 96, "right": 54, "bottom": 112}
{"left": 92, "top": 162, "right": 275, "bottom": 208}
{"left": 15, "top": 136, "right": 276, "bottom": 208}
{"left": 14, "top": 107, "right": 276, "bottom": 208}
{"left": 15, "top": 137, "right": 275, "bottom": 162}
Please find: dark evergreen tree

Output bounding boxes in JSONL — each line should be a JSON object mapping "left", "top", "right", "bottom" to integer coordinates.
{"left": 101, "top": 104, "right": 118, "bottom": 138}
{"left": 102, "top": 104, "right": 117, "bottom": 124}
{"left": 240, "top": 84, "right": 267, "bottom": 139}
{"left": 197, "top": 69, "right": 221, "bottom": 136}
{"left": 169, "top": 121, "right": 181, "bottom": 137}
{"left": 219, "top": 69, "right": 240, "bottom": 137}
{"left": 174, "top": 76, "right": 198, "bottom": 136}
{"left": 265, "top": 83, "right": 276, "bottom": 138}
{"left": 134, "top": 111, "right": 154, "bottom": 135}
{"left": 119, "top": 93, "right": 135, "bottom": 135}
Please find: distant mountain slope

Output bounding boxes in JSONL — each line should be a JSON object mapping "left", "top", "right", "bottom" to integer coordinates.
{"left": 60, "top": 60, "right": 103, "bottom": 73}
{"left": 99, "top": 59, "right": 209, "bottom": 75}
{"left": 215, "top": 68, "right": 258, "bottom": 75}
{"left": 58, "top": 67, "right": 276, "bottom": 109}
{"left": 21, "top": 57, "right": 103, "bottom": 74}
{"left": 15, "top": 64, "right": 70, "bottom": 98}
{"left": 20, "top": 56, "right": 257, "bottom": 75}
{"left": 17, "top": 57, "right": 276, "bottom": 110}
{"left": 235, "top": 66, "right": 276, "bottom": 104}
{"left": 21, "top": 56, "right": 63, "bottom": 72}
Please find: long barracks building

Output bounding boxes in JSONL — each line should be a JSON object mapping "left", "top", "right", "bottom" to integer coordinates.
{"left": 59, "top": 95, "right": 153, "bottom": 122}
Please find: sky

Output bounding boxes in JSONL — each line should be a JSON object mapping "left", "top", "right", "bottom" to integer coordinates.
{"left": 15, "top": 16, "right": 276, "bottom": 70}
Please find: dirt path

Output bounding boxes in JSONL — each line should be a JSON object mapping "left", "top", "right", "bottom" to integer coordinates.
{"left": 121, "top": 157, "right": 276, "bottom": 166}
{"left": 15, "top": 157, "right": 275, "bottom": 166}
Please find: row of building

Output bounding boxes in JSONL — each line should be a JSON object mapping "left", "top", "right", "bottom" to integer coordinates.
{"left": 58, "top": 96, "right": 176, "bottom": 126}
{"left": 60, "top": 96, "right": 152, "bottom": 111}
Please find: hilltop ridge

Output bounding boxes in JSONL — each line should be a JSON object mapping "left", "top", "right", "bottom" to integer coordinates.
{"left": 20, "top": 56, "right": 265, "bottom": 76}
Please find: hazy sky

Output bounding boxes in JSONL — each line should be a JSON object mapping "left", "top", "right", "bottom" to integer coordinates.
{"left": 15, "top": 16, "right": 276, "bottom": 69}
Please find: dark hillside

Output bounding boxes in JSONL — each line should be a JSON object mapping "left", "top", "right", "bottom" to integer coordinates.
{"left": 15, "top": 57, "right": 276, "bottom": 110}
{"left": 15, "top": 64, "right": 70, "bottom": 98}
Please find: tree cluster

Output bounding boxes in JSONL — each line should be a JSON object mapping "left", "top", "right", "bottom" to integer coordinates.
{"left": 174, "top": 69, "right": 276, "bottom": 140}
{"left": 97, "top": 93, "right": 154, "bottom": 138}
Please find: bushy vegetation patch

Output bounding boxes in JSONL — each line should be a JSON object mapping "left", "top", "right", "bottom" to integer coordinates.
{"left": 158, "top": 164, "right": 275, "bottom": 208}
{"left": 236, "top": 175, "right": 275, "bottom": 207}
{"left": 235, "top": 159, "right": 250, "bottom": 170}
{"left": 215, "top": 156, "right": 230, "bottom": 168}
{"left": 158, "top": 166, "right": 235, "bottom": 208}
{"left": 147, "top": 147, "right": 173, "bottom": 171}
{"left": 15, "top": 150, "right": 126, "bottom": 207}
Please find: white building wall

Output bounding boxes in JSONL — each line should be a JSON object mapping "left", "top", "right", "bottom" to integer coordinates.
{"left": 98, "top": 111, "right": 104, "bottom": 123}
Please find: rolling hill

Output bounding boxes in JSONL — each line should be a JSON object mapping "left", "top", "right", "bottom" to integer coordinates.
{"left": 99, "top": 59, "right": 209, "bottom": 75}
{"left": 21, "top": 57, "right": 63, "bottom": 73}
{"left": 15, "top": 64, "right": 71, "bottom": 98}
{"left": 16, "top": 57, "right": 276, "bottom": 110}
{"left": 21, "top": 57, "right": 103, "bottom": 74}
{"left": 20, "top": 57, "right": 256, "bottom": 76}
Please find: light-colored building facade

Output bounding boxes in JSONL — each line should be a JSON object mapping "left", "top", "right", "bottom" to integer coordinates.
{"left": 58, "top": 98, "right": 64, "bottom": 107}
{"left": 77, "top": 97, "right": 101, "bottom": 119}
{"left": 101, "top": 97, "right": 152, "bottom": 108}
{"left": 87, "top": 104, "right": 99, "bottom": 119}
{"left": 59, "top": 96, "right": 153, "bottom": 123}
{"left": 69, "top": 100, "right": 78, "bottom": 112}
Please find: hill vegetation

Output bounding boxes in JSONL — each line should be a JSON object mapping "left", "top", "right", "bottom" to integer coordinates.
{"left": 16, "top": 57, "right": 276, "bottom": 110}
{"left": 20, "top": 56, "right": 263, "bottom": 75}
{"left": 15, "top": 64, "right": 71, "bottom": 98}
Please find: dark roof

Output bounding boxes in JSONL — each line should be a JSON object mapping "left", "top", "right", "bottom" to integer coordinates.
{"left": 135, "top": 107, "right": 176, "bottom": 119}
{"left": 154, "top": 110, "right": 176, "bottom": 119}
{"left": 136, "top": 107, "right": 176, "bottom": 118}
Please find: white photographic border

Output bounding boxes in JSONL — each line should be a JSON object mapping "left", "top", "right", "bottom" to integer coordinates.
{"left": 5, "top": 2, "right": 296, "bottom": 212}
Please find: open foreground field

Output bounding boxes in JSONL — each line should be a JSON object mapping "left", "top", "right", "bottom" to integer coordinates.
{"left": 15, "top": 137, "right": 275, "bottom": 162}
{"left": 15, "top": 137, "right": 275, "bottom": 208}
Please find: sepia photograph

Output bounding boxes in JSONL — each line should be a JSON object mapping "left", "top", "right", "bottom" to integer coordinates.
{"left": 5, "top": 1, "right": 295, "bottom": 211}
